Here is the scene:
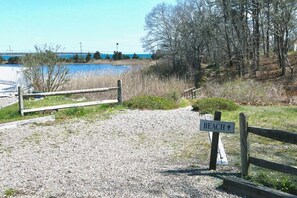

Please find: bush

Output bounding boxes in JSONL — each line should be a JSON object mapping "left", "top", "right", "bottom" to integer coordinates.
{"left": 125, "top": 95, "right": 177, "bottom": 110}
{"left": 192, "top": 98, "right": 239, "bottom": 114}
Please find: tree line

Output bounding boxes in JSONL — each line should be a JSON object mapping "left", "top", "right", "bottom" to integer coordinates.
{"left": 0, "top": 51, "right": 142, "bottom": 64}
{"left": 142, "top": 0, "right": 297, "bottom": 81}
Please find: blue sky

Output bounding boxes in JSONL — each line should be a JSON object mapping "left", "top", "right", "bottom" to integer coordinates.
{"left": 0, "top": 0, "right": 176, "bottom": 54}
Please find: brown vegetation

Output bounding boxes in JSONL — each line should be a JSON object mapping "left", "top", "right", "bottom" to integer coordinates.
{"left": 89, "top": 59, "right": 154, "bottom": 67}
{"left": 63, "top": 68, "right": 190, "bottom": 101}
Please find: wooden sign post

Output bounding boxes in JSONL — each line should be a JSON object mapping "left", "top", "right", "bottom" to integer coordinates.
{"left": 209, "top": 111, "right": 221, "bottom": 170}
{"left": 199, "top": 111, "right": 235, "bottom": 170}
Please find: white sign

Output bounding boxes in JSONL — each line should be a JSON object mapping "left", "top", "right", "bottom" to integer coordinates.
{"left": 200, "top": 120, "right": 235, "bottom": 133}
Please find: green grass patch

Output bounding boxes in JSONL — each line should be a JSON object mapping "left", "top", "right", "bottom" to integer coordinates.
{"left": 219, "top": 105, "right": 297, "bottom": 195}
{"left": 0, "top": 96, "right": 125, "bottom": 123}
{"left": 192, "top": 97, "right": 239, "bottom": 114}
{"left": 0, "top": 103, "right": 25, "bottom": 123}
{"left": 4, "top": 188, "right": 16, "bottom": 196}
{"left": 221, "top": 105, "right": 297, "bottom": 132}
{"left": 124, "top": 95, "right": 177, "bottom": 110}
{"left": 247, "top": 168, "right": 297, "bottom": 195}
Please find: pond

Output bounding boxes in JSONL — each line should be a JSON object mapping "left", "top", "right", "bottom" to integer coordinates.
{"left": 0, "top": 63, "right": 131, "bottom": 92}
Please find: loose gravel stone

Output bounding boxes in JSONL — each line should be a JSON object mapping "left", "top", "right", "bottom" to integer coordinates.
{"left": 0, "top": 96, "right": 17, "bottom": 109}
{"left": 0, "top": 107, "right": 240, "bottom": 197}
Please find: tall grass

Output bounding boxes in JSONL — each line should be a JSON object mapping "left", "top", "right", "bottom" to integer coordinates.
{"left": 197, "top": 79, "right": 288, "bottom": 105}
{"left": 64, "top": 69, "right": 190, "bottom": 101}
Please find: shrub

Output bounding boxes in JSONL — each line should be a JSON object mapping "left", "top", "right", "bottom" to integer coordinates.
{"left": 124, "top": 95, "right": 177, "bottom": 110}
{"left": 192, "top": 98, "right": 239, "bottom": 114}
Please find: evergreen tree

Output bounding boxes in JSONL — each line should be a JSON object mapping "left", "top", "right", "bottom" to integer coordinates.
{"left": 112, "top": 51, "right": 122, "bottom": 60}
{"left": 94, "top": 51, "right": 101, "bottom": 60}
{"left": 85, "top": 52, "right": 91, "bottom": 62}
{"left": 73, "top": 54, "right": 79, "bottom": 63}
{"left": 105, "top": 54, "right": 110, "bottom": 59}
{"left": 132, "top": 53, "right": 139, "bottom": 59}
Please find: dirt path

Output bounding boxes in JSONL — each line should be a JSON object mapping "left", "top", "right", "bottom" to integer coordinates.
{"left": 0, "top": 107, "right": 240, "bottom": 197}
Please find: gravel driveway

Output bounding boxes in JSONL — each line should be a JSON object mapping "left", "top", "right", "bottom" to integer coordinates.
{"left": 0, "top": 106, "right": 240, "bottom": 197}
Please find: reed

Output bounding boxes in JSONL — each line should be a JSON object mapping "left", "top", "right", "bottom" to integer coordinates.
{"left": 64, "top": 69, "right": 190, "bottom": 101}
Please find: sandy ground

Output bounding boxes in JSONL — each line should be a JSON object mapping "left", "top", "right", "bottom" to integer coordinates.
{"left": 0, "top": 107, "right": 240, "bottom": 197}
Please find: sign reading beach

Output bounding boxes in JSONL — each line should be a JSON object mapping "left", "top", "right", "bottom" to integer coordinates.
{"left": 200, "top": 119, "right": 235, "bottom": 133}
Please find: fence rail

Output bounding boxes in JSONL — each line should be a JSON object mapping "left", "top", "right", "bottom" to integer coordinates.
{"left": 182, "top": 87, "right": 201, "bottom": 99}
{"left": 18, "top": 80, "right": 122, "bottom": 116}
{"left": 239, "top": 113, "right": 297, "bottom": 177}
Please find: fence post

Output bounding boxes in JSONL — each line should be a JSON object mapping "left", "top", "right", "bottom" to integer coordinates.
{"left": 18, "top": 86, "right": 24, "bottom": 116}
{"left": 240, "top": 113, "right": 249, "bottom": 177}
{"left": 209, "top": 111, "right": 222, "bottom": 170}
{"left": 117, "top": 80, "right": 122, "bottom": 104}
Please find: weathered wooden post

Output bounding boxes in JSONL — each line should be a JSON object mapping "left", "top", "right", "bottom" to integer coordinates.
{"left": 117, "top": 80, "right": 122, "bottom": 104}
{"left": 200, "top": 112, "right": 235, "bottom": 170}
{"left": 240, "top": 113, "right": 249, "bottom": 177}
{"left": 209, "top": 111, "right": 222, "bottom": 170}
{"left": 18, "top": 86, "right": 24, "bottom": 116}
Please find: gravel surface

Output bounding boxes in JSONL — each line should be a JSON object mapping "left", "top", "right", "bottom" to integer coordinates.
{"left": 0, "top": 107, "right": 240, "bottom": 197}
{"left": 0, "top": 96, "right": 18, "bottom": 109}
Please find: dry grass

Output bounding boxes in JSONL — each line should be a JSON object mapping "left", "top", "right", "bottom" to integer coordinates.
{"left": 90, "top": 59, "right": 155, "bottom": 67}
{"left": 63, "top": 69, "right": 190, "bottom": 101}
{"left": 196, "top": 79, "right": 289, "bottom": 105}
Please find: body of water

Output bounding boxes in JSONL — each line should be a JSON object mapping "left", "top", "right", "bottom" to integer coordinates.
{"left": 1, "top": 53, "right": 152, "bottom": 60}
{"left": 0, "top": 63, "right": 131, "bottom": 92}
{"left": 0, "top": 63, "right": 131, "bottom": 75}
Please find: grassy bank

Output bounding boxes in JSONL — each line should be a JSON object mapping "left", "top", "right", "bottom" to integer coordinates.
{"left": 215, "top": 105, "right": 296, "bottom": 194}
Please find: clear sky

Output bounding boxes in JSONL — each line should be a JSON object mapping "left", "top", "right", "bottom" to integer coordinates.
{"left": 0, "top": 0, "right": 176, "bottom": 54}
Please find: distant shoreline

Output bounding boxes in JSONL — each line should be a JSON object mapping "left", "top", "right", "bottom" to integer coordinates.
{"left": 84, "top": 59, "right": 154, "bottom": 66}
{"left": 0, "top": 59, "right": 154, "bottom": 67}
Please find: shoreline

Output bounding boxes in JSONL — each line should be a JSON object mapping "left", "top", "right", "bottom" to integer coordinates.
{"left": 69, "top": 59, "right": 154, "bottom": 67}
{"left": 1, "top": 59, "right": 154, "bottom": 67}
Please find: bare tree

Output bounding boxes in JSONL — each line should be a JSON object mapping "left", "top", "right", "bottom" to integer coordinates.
{"left": 22, "top": 44, "right": 70, "bottom": 92}
{"left": 142, "top": 0, "right": 297, "bottom": 79}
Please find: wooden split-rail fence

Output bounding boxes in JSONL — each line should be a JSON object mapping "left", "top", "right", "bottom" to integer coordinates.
{"left": 182, "top": 87, "right": 201, "bottom": 99}
{"left": 239, "top": 113, "right": 297, "bottom": 177}
{"left": 222, "top": 113, "right": 297, "bottom": 197}
{"left": 18, "top": 80, "right": 122, "bottom": 116}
